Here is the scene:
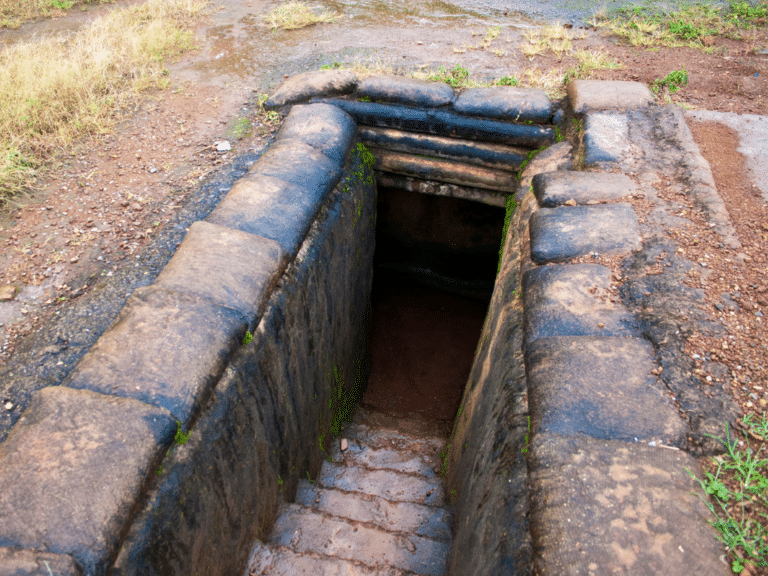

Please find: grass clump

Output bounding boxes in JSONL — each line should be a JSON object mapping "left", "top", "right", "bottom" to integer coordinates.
{"left": 600, "top": 0, "right": 768, "bottom": 49}
{"left": 0, "top": 0, "right": 208, "bottom": 202}
{"left": 688, "top": 413, "right": 768, "bottom": 573}
{"left": 265, "top": 1, "right": 339, "bottom": 31}
{"left": 1, "top": 0, "right": 113, "bottom": 29}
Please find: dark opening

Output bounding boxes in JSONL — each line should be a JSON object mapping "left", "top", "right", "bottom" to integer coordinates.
{"left": 361, "top": 181, "right": 506, "bottom": 436}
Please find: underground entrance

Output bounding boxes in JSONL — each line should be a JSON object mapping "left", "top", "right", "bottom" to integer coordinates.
{"left": 362, "top": 180, "right": 507, "bottom": 437}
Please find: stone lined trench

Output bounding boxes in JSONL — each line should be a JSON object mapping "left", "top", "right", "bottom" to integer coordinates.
{"left": 0, "top": 75, "right": 736, "bottom": 576}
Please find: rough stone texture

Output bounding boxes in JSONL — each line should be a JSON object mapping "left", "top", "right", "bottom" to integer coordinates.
{"left": 443, "top": 146, "right": 549, "bottom": 576}
{"left": 526, "top": 336, "right": 686, "bottom": 444}
{"left": 271, "top": 505, "right": 449, "bottom": 576}
{"left": 113, "top": 147, "right": 376, "bottom": 576}
{"left": 321, "top": 98, "right": 557, "bottom": 148}
{"left": 0, "top": 549, "right": 84, "bottom": 576}
{"left": 63, "top": 285, "right": 247, "bottom": 424}
{"left": 376, "top": 173, "right": 506, "bottom": 207}
{"left": 529, "top": 203, "right": 642, "bottom": 264}
{"left": 274, "top": 103, "right": 357, "bottom": 164}
{"left": 317, "top": 462, "right": 445, "bottom": 506}
{"left": 152, "top": 221, "right": 285, "bottom": 319}
{"left": 265, "top": 70, "right": 357, "bottom": 109}
{"left": 295, "top": 481, "right": 452, "bottom": 541}
{"left": 567, "top": 80, "right": 654, "bottom": 114}
{"left": 0, "top": 387, "right": 175, "bottom": 575}
{"left": 523, "top": 264, "right": 637, "bottom": 345}
{"left": 246, "top": 542, "right": 409, "bottom": 576}
{"left": 251, "top": 138, "right": 343, "bottom": 195}
{"left": 528, "top": 433, "right": 731, "bottom": 576}
{"left": 453, "top": 86, "right": 552, "bottom": 124}
{"left": 356, "top": 74, "right": 455, "bottom": 107}
{"left": 532, "top": 170, "right": 639, "bottom": 207}
{"left": 582, "top": 112, "right": 641, "bottom": 166}
{"left": 206, "top": 173, "right": 326, "bottom": 257}
{"left": 359, "top": 126, "right": 527, "bottom": 171}
{"left": 371, "top": 148, "right": 517, "bottom": 192}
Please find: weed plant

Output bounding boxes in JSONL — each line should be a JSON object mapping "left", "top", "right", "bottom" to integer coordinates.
{"left": 688, "top": 413, "right": 768, "bottom": 573}
{"left": 0, "top": 0, "right": 208, "bottom": 202}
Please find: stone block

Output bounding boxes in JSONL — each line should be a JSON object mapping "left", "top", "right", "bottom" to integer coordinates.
{"left": 453, "top": 86, "right": 552, "bottom": 123}
{"left": 528, "top": 433, "right": 731, "bottom": 576}
{"left": 295, "top": 481, "right": 452, "bottom": 541}
{"left": 274, "top": 103, "right": 356, "bottom": 164}
{"left": 322, "top": 99, "right": 557, "bottom": 148}
{"left": 111, "top": 345, "right": 282, "bottom": 576}
{"left": 359, "top": 126, "right": 527, "bottom": 171}
{"left": 206, "top": 174, "right": 325, "bottom": 257}
{"left": 246, "top": 542, "right": 406, "bottom": 576}
{"left": 272, "top": 505, "right": 449, "bottom": 576}
{"left": 251, "top": 138, "right": 342, "bottom": 195}
{"left": 526, "top": 336, "right": 686, "bottom": 443}
{"left": 63, "top": 285, "right": 247, "bottom": 423}
{"left": 567, "top": 80, "right": 654, "bottom": 114}
{"left": 0, "top": 548, "right": 83, "bottom": 576}
{"left": 317, "top": 462, "right": 445, "bottom": 506}
{"left": 529, "top": 203, "right": 641, "bottom": 264}
{"left": 371, "top": 149, "right": 517, "bottom": 192}
{"left": 583, "top": 112, "right": 632, "bottom": 166}
{"left": 265, "top": 70, "right": 357, "bottom": 109}
{"left": 0, "top": 387, "right": 175, "bottom": 575}
{"left": 152, "top": 221, "right": 285, "bottom": 319}
{"left": 532, "top": 171, "right": 639, "bottom": 207}
{"left": 356, "top": 74, "right": 455, "bottom": 107}
{"left": 523, "top": 264, "right": 637, "bottom": 345}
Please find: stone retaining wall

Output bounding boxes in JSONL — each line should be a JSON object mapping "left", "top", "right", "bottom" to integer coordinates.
{"left": 0, "top": 102, "right": 376, "bottom": 576}
{"left": 0, "top": 73, "right": 738, "bottom": 576}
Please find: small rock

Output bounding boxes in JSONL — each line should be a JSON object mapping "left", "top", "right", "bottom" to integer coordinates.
{"left": 216, "top": 141, "right": 232, "bottom": 152}
{"left": 0, "top": 285, "right": 16, "bottom": 301}
{"left": 340, "top": 438, "right": 348, "bottom": 451}
{"left": 4, "top": 401, "right": 13, "bottom": 410}
{"left": 564, "top": 198, "right": 577, "bottom": 206}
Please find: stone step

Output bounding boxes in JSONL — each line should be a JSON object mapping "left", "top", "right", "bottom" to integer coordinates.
{"left": 340, "top": 421, "right": 446, "bottom": 454}
{"left": 269, "top": 504, "right": 449, "bottom": 576}
{"left": 295, "top": 480, "right": 452, "bottom": 541}
{"left": 317, "top": 462, "right": 445, "bottom": 507}
{"left": 246, "top": 540, "right": 410, "bottom": 575}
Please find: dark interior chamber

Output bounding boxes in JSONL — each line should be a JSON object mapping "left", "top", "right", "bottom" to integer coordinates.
{"left": 361, "top": 181, "right": 506, "bottom": 436}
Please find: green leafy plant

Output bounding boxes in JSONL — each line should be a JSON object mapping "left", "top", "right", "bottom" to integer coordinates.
{"left": 687, "top": 414, "right": 768, "bottom": 573}
{"left": 495, "top": 75, "right": 519, "bottom": 86}
{"left": 427, "top": 63, "right": 470, "bottom": 88}
{"left": 242, "top": 330, "right": 253, "bottom": 346}
{"left": 174, "top": 421, "right": 191, "bottom": 445}
{"left": 652, "top": 68, "right": 688, "bottom": 93}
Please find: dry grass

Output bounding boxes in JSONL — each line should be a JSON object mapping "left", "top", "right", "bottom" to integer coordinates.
{"left": 0, "top": 0, "right": 208, "bottom": 201}
{"left": 521, "top": 24, "right": 585, "bottom": 59}
{"left": 0, "top": 0, "right": 113, "bottom": 29}
{"left": 265, "top": 1, "right": 339, "bottom": 31}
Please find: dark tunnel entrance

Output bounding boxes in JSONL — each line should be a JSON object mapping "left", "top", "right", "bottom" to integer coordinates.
{"left": 361, "top": 180, "right": 507, "bottom": 437}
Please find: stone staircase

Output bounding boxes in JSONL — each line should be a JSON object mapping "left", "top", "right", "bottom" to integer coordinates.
{"left": 245, "top": 411, "right": 452, "bottom": 576}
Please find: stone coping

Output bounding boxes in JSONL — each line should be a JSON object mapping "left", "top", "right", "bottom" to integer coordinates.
{"left": 0, "top": 77, "right": 735, "bottom": 576}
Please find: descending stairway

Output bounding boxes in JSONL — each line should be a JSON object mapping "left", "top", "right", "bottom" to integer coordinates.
{"left": 245, "top": 410, "right": 453, "bottom": 576}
